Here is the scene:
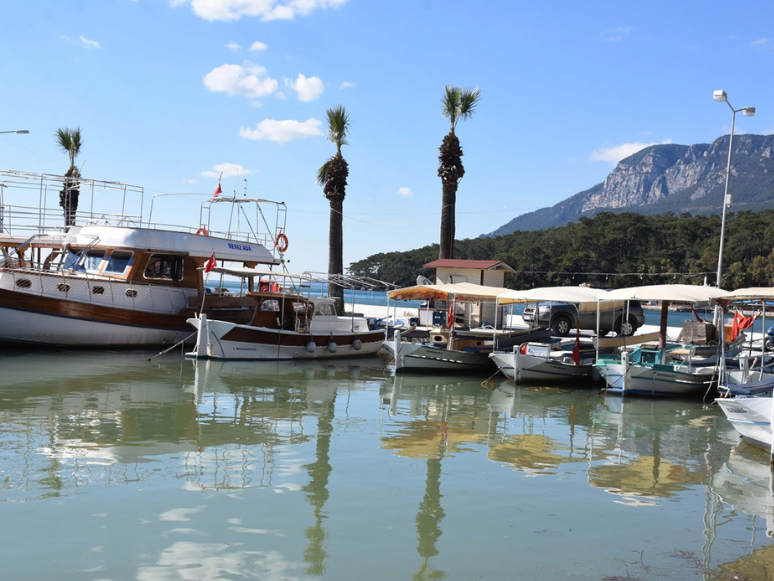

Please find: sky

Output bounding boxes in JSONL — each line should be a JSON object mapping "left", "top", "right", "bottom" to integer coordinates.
{"left": 1, "top": 0, "right": 773, "bottom": 275}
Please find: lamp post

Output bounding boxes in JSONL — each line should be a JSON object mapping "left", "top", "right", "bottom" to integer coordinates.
{"left": 0, "top": 130, "right": 29, "bottom": 134}
{"left": 713, "top": 90, "right": 755, "bottom": 287}
{"left": 712, "top": 90, "right": 755, "bottom": 327}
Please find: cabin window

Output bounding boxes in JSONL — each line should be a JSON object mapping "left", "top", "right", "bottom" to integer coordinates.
{"left": 315, "top": 303, "right": 336, "bottom": 317}
{"left": 61, "top": 249, "right": 105, "bottom": 272}
{"left": 82, "top": 250, "right": 105, "bottom": 273}
{"left": 260, "top": 299, "right": 280, "bottom": 312}
{"left": 144, "top": 254, "right": 183, "bottom": 281}
{"left": 104, "top": 251, "right": 133, "bottom": 275}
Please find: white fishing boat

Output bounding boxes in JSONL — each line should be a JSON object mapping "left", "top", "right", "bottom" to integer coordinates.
{"left": 715, "top": 287, "right": 774, "bottom": 451}
{"left": 489, "top": 285, "right": 606, "bottom": 383}
{"left": 0, "top": 170, "right": 285, "bottom": 347}
{"left": 187, "top": 268, "right": 385, "bottom": 360}
{"left": 594, "top": 284, "right": 731, "bottom": 397}
{"left": 382, "top": 282, "right": 522, "bottom": 373}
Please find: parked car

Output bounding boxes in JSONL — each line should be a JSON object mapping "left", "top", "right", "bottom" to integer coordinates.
{"left": 522, "top": 300, "right": 645, "bottom": 337}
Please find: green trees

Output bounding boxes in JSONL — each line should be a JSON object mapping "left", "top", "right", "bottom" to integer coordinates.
{"left": 348, "top": 211, "right": 774, "bottom": 289}
{"left": 55, "top": 127, "right": 83, "bottom": 227}
{"left": 437, "top": 85, "right": 481, "bottom": 260}
{"left": 316, "top": 106, "right": 350, "bottom": 311}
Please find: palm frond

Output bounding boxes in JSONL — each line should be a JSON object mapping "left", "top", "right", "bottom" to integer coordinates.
{"left": 316, "top": 160, "right": 330, "bottom": 188}
{"left": 440, "top": 85, "right": 481, "bottom": 132}
{"left": 326, "top": 105, "right": 350, "bottom": 154}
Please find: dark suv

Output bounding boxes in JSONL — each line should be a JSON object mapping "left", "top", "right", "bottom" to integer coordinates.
{"left": 522, "top": 300, "right": 645, "bottom": 337}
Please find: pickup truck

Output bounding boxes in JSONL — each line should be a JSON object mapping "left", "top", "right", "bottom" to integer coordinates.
{"left": 522, "top": 300, "right": 645, "bottom": 337}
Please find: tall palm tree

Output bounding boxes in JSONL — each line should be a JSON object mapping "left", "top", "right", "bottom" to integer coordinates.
{"left": 437, "top": 85, "right": 481, "bottom": 260}
{"left": 55, "top": 127, "right": 84, "bottom": 227}
{"left": 316, "top": 105, "right": 350, "bottom": 311}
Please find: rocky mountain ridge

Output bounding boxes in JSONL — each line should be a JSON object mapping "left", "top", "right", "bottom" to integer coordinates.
{"left": 487, "top": 134, "right": 774, "bottom": 236}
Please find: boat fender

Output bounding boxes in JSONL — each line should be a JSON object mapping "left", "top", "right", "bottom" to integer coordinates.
{"left": 196, "top": 227, "right": 209, "bottom": 236}
{"left": 275, "top": 232, "right": 289, "bottom": 253}
{"left": 352, "top": 337, "right": 362, "bottom": 351}
{"left": 306, "top": 340, "right": 317, "bottom": 353}
{"left": 520, "top": 343, "right": 528, "bottom": 355}
{"left": 327, "top": 339, "right": 337, "bottom": 353}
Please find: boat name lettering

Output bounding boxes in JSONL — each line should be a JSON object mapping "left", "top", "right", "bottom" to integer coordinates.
{"left": 726, "top": 407, "right": 747, "bottom": 414}
{"left": 227, "top": 243, "right": 252, "bottom": 251}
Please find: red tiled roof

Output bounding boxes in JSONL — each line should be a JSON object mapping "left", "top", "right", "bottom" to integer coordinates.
{"left": 423, "top": 259, "right": 514, "bottom": 271}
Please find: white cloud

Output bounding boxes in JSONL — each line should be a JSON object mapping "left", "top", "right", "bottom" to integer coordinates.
{"left": 239, "top": 118, "right": 323, "bottom": 143}
{"left": 225, "top": 41, "right": 241, "bottom": 52}
{"left": 249, "top": 41, "right": 268, "bottom": 51}
{"left": 600, "top": 26, "right": 631, "bottom": 42}
{"left": 590, "top": 139, "right": 673, "bottom": 164}
{"left": 396, "top": 187, "right": 413, "bottom": 197}
{"left": 201, "top": 163, "right": 253, "bottom": 179}
{"left": 203, "top": 62, "right": 279, "bottom": 99}
{"left": 80, "top": 36, "right": 102, "bottom": 49}
{"left": 339, "top": 81, "right": 355, "bottom": 89}
{"left": 284, "top": 73, "right": 324, "bottom": 101}
{"left": 752, "top": 38, "right": 771, "bottom": 48}
{"left": 174, "top": 0, "right": 349, "bottom": 22}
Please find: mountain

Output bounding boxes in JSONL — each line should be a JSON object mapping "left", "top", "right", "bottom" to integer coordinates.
{"left": 486, "top": 134, "right": 774, "bottom": 236}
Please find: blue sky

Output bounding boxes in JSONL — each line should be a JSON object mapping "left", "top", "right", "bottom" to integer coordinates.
{"left": 1, "top": 0, "right": 773, "bottom": 274}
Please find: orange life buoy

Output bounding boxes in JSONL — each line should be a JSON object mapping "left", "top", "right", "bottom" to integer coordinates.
{"left": 196, "top": 227, "right": 209, "bottom": 236}
{"left": 259, "top": 282, "right": 269, "bottom": 293}
{"left": 275, "top": 232, "right": 289, "bottom": 253}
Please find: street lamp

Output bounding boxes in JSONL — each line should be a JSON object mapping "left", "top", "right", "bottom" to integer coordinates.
{"left": 713, "top": 91, "right": 755, "bottom": 290}
{"left": 0, "top": 130, "right": 29, "bottom": 134}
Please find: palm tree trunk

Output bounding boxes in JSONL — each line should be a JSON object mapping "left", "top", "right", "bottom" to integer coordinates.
{"left": 439, "top": 181, "right": 456, "bottom": 259}
{"left": 328, "top": 195, "right": 344, "bottom": 312}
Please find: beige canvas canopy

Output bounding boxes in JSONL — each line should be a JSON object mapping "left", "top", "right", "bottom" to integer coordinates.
{"left": 496, "top": 286, "right": 610, "bottom": 312}
{"left": 388, "top": 282, "right": 505, "bottom": 302}
{"left": 598, "top": 284, "right": 730, "bottom": 304}
{"left": 722, "top": 287, "right": 774, "bottom": 301}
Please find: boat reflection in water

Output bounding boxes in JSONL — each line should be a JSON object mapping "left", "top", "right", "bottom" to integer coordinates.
{"left": 3, "top": 350, "right": 774, "bottom": 580}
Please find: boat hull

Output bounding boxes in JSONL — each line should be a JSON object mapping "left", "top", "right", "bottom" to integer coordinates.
{"left": 489, "top": 350, "right": 594, "bottom": 383}
{"left": 595, "top": 360, "right": 717, "bottom": 397}
{"left": 188, "top": 316, "right": 384, "bottom": 360}
{"left": 382, "top": 340, "right": 495, "bottom": 373}
{"left": 716, "top": 396, "right": 773, "bottom": 450}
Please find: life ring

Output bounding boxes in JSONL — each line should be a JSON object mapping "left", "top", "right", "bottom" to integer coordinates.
{"left": 275, "top": 232, "right": 289, "bottom": 253}
{"left": 196, "top": 227, "right": 209, "bottom": 236}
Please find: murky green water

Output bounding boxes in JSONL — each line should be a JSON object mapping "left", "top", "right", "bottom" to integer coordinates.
{"left": 1, "top": 349, "right": 773, "bottom": 580}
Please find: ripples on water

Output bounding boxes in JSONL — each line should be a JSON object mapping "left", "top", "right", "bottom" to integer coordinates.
{"left": 0, "top": 349, "right": 773, "bottom": 580}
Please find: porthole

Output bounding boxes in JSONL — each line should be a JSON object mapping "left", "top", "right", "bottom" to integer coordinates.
{"left": 92, "top": 286, "right": 105, "bottom": 295}
{"left": 57, "top": 282, "right": 71, "bottom": 292}
{"left": 15, "top": 278, "right": 32, "bottom": 289}
{"left": 125, "top": 288, "right": 138, "bottom": 298}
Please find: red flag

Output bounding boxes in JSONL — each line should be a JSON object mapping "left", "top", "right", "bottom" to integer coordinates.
{"left": 213, "top": 172, "right": 222, "bottom": 197}
{"left": 204, "top": 252, "right": 216, "bottom": 273}
{"left": 572, "top": 320, "right": 581, "bottom": 365}
{"left": 731, "top": 310, "right": 759, "bottom": 341}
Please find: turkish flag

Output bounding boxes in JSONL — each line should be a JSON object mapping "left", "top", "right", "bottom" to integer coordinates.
{"left": 572, "top": 320, "right": 581, "bottom": 365}
{"left": 204, "top": 252, "right": 216, "bottom": 273}
{"left": 214, "top": 172, "right": 222, "bottom": 197}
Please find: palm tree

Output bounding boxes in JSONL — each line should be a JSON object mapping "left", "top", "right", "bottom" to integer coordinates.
{"left": 316, "top": 105, "right": 350, "bottom": 312}
{"left": 55, "top": 127, "right": 84, "bottom": 227}
{"left": 437, "top": 85, "right": 481, "bottom": 259}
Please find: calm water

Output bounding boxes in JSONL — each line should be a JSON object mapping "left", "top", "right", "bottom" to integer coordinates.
{"left": 2, "top": 349, "right": 774, "bottom": 580}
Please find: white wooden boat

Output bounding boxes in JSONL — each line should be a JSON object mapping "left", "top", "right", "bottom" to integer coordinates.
{"left": 0, "top": 171, "right": 286, "bottom": 348}
{"left": 187, "top": 268, "right": 384, "bottom": 360}
{"left": 383, "top": 282, "right": 510, "bottom": 373}
{"left": 490, "top": 285, "right": 608, "bottom": 383}
{"left": 593, "top": 284, "right": 730, "bottom": 397}
{"left": 489, "top": 338, "right": 597, "bottom": 383}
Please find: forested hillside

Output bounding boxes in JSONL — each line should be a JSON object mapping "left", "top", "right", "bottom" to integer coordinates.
{"left": 349, "top": 211, "right": 774, "bottom": 290}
